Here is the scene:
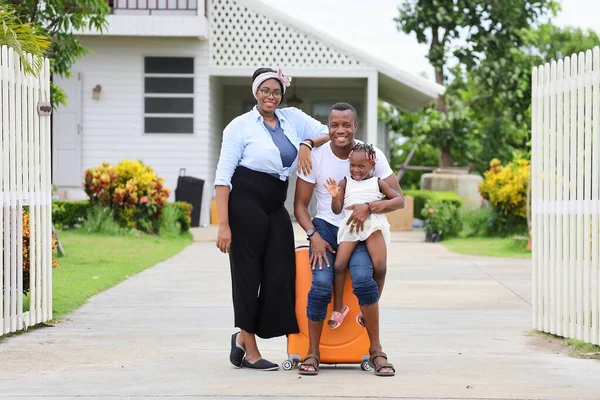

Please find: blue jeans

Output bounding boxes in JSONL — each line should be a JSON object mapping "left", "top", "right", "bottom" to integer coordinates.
{"left": 306, "top": 218, "right": 379, "bottom": 322}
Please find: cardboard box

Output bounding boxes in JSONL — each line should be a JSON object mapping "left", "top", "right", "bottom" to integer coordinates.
{"left": 387, "top": 195, "right": 414, "bottom": 231}
{"left": 211, "top": 198, "right": 219, "bottom": 225}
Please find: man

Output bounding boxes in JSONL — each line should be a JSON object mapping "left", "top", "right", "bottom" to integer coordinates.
{"left": 294, "top": 102, "right": 404, "bottom": 376}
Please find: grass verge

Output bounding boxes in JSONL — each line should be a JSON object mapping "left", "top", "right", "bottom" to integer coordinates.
{"left": 535, "top": 332, "right": 600, "bottom": 359}
{"left": 51, "top": 229, "right": 193, "bottom": 318}
{"left": 442, "top": 236, "right": 531, "bottom": 258}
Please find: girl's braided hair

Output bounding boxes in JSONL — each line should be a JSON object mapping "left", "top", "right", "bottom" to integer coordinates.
{"left": 349, "top": 142, "right": 376, "bottom": 164}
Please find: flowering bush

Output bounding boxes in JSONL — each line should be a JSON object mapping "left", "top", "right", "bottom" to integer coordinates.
{"left": 421, "top": 199, "right": 461, "bottom": 240}
{"left": 83, "top": 162, "right": 118, "bottom": 207}
{"left": 478, "top": 156, "right": 530, "bottom": 229}
{"left": 22, "top": 210, "right": 60, "bottom": 293}
{"left": 84, "top": 160, "right": 171, "bottom": 233}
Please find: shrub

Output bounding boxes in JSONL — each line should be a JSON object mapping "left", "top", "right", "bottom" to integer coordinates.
{"left": 84, "top": 160, "right": 171, "bottom": 233}
{"left": 22, "top": 210, "right": 60, "bottom": 293}
{"left": 158, "top": 204, "right": 181, "bottom": 237}
{"left": 458, "top": 207, "right": 506, "bottom": 237}
{"left": 478, "top": 156, "right": 530, "bottom": 232}
{"left": 52, "top": 200, "right": 89, "bottom": 229}
{"left": 405, "top": 189, "right": 463, "bottom": 219}
{"left": 158, "top": 202, "right": 193, "bottom": 236}
{"left": 421, "top": 199, "right": 461, "bottom": 239}
{"left": 173, "top": 201, "right": 192, "bottom": 232}
{"left": 80, "top": 206, "right": 137, "bottom": 236}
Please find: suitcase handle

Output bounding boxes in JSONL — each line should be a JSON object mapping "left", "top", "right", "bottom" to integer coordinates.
{"left": 179, "top": 168, "right": 186, "bottom": 177}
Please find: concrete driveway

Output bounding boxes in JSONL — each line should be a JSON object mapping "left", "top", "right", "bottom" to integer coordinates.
{"left": 1, "top": 227, "right": 599, "bottom": 400}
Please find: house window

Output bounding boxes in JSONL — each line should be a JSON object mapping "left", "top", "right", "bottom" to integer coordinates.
{"left": 144, "top": 57, "right": 194, "bottom": 134}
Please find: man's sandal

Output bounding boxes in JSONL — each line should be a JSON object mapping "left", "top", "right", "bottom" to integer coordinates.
{"left": 327, "top": 305, "right": 349, "bottom": 329}
{"left": 368, "top": 351, "right": 395, "bottom": 377}
{"left": 356, "top": 311, "right": 365, "bottom": 328}
{"left": 298, "top": 353, "right": 320, "bottom": 376}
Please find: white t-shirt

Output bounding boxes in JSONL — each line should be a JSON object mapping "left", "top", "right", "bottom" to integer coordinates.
{"left": 297, "top": 141, "right": 394, "bottom": 227}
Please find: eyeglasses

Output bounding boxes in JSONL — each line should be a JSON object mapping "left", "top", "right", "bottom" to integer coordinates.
{"left": 258, "top": 88, "right": 282, "bottom": 99}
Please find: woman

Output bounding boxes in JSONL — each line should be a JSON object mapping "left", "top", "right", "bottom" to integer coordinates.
{"left": 214, "top": 67, "right": 329, "bottom": 371}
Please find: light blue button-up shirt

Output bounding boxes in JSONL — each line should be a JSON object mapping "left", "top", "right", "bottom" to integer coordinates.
{"left": 214, "top": 106, "right": 328, "bottom": 189}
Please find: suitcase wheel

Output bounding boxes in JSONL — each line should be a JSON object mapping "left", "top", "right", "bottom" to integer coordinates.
{"left": 282, "top": 359, "right": 294, "bottom": 371}
{"left": 361, "top": 360, "right": 372, "bottom": 372}
{"left": 282, "top": 354, "right": 301, "bottom": 371}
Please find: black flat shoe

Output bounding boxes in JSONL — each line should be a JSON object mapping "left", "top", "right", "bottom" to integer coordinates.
{"left": 229, "top": 332, "right": 245, "bottom": 368}
{"left": 242, "top": 358, "right": 279, "bottom": 371}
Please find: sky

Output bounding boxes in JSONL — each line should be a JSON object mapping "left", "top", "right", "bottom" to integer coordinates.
{"left": 259, "top": 0, "right": 600, "bottom": 83}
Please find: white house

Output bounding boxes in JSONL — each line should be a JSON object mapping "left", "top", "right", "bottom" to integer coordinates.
{"left": 52, "top": 0, "right": 444, "bottom": 226}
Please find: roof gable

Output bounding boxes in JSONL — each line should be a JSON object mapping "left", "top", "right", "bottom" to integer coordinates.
{"left": 209, "top": 0, "right": 364, "bottom": 68}
{"left": 209, "top": 0, "right": 444, "bottom": 112}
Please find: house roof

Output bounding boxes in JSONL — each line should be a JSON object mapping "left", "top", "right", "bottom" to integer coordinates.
{"left": 237, "top": 0, "right": 445, "bottom": 112}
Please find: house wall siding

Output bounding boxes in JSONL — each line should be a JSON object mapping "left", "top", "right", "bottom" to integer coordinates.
{"left": 207, "top": 77, "right": 225, "bottom": 220}
{"left": 66, "top": 36, "right": 212, "bottom": 225}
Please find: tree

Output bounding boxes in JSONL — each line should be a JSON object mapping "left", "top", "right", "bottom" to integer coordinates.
{"left": 528, "top": 24, "right": 600, "bottom": 63}
{"left": 471, "top": 23, "right": 600, "bottom": 167}
{"left": 0, "top": 4, "right": 50, "bottom": 76}
{"left": 381, "top": 67, "right": 482, "bottom": 185}
{"left": 395, "top": 0, "right": 559, "bottom": 167}
{"left": 6, "top": 0, "right": 110, "bottom": 106}
{"left": 384, "top": 21, "right": 600, "bottom": 182}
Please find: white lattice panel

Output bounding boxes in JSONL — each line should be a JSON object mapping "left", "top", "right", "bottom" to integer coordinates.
{"left": 209, "top": 0, "right": 363, "bottom": 68}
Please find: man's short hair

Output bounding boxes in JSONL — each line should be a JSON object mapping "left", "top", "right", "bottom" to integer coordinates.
{"left": 328, "top": 102, "right": 358, "bottom": 122}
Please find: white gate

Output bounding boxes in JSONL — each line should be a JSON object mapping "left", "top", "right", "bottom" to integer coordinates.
{"left": 531, "top": 46, "right": 600, "bottom": 345}
{"left": 0, "top": 46, "right": 53, "bottom": 336}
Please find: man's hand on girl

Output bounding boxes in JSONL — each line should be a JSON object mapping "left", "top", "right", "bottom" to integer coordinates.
{"left": 345, "top": 203, "right": 370, "bottom": 234}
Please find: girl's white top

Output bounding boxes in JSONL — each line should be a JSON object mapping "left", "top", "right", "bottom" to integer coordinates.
{"left": 337, "top": 176, "right": 391, "bottom": 245}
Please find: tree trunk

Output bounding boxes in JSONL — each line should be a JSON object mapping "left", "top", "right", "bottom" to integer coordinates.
{"left": 435, "top": 70, "right": 447, "bottom": 113}
{"left": 435, "top": 69, "right": 453, "bottom": 167}
{"left": 438, "top": 147, "right": 453, "bottom": 168}
{"left": 431, "top": 28, "right": 453, "bottom": 168}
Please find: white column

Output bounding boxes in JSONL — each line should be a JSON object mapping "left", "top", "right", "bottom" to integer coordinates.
{"left": 366, "top": 71, "right": 378, "bottom": 147}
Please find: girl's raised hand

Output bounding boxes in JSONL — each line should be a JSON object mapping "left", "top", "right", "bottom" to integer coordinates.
{"left": 324, "top": 177, "right": 340, "bottom": 198}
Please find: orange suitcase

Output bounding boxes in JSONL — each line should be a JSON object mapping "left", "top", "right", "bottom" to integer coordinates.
{"left": 282, "top": 246, "right": 372, "bottom": 372}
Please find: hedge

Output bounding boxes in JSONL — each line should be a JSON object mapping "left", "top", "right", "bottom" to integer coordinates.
{"left": 404, "top": 189, "right": 462, "bottom": 219}
{"left": 52, "top": 200, "right": 89, "bottom": 228}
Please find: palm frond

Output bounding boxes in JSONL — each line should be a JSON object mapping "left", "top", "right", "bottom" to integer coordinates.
{"left": 0, "top": 7, "right": 50, "bottom": 76}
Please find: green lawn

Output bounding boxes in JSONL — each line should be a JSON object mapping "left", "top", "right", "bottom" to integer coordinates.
{"left": 442, "top": 236, "right": 531, "bottom": 258}
{"left": 51, "top": 229, "right": 193, "bottom": 318}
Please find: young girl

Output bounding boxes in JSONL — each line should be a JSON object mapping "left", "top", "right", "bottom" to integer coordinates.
{"left": 325, "top": 143, "right": 403, "bottom": 329}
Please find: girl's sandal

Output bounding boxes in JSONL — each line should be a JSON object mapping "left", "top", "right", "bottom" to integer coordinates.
{"left": 298, "top": 353, "right": 320, "bottom": 376}
{"left": 327, "top": 305, "right": 350, "bottom": 329}
{"left": 368, "top": 350, "right": 396, "bottom": 377}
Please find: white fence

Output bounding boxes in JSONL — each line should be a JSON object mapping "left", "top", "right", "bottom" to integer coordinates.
{"left": 0, "top": 46, "right": 53, "bottom": 336}
{"left": 531, "top": 46, "right": 600, "bottom": 345}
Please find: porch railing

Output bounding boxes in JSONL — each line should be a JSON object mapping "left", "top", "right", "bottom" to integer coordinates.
{"left": 107, "top": 0, "right": 203, "bottom": 15}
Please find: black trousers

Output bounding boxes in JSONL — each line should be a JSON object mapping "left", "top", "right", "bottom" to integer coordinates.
{"left": 228, "top": 167, "right": 299, "bottom": 339}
